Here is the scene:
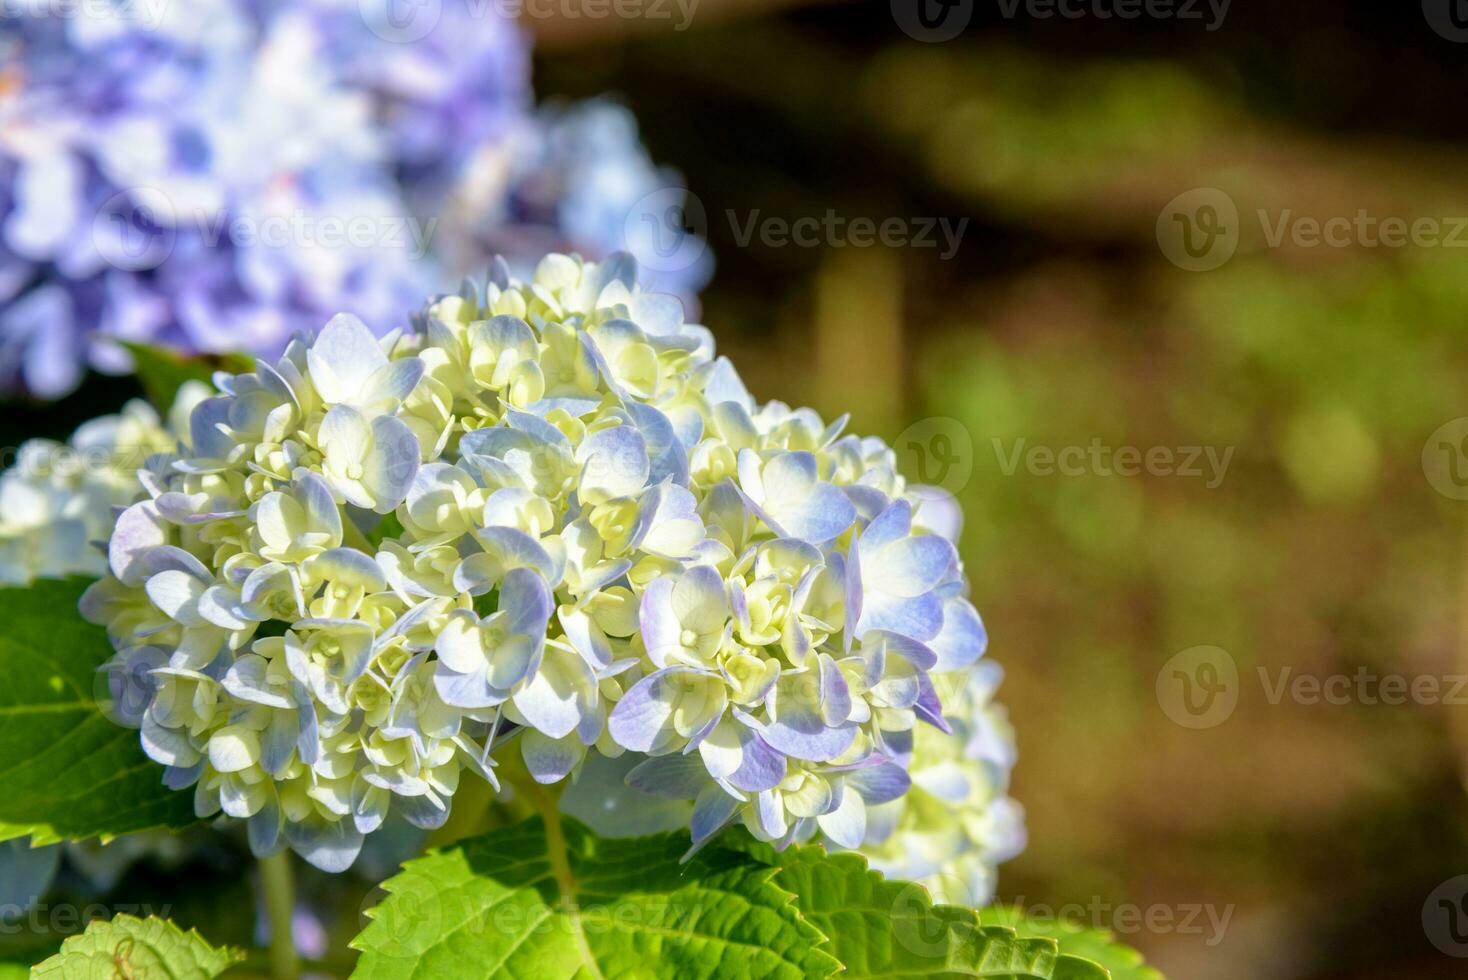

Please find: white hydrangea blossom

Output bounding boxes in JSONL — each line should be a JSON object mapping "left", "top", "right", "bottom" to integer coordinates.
{"left": 84, "top": 253, "right": 1020, "bottom": 883}
{"left": 0, "top": 385, "right": 207, "bottom": 585}
{"left": 860, "top": 663, "right": 1026, "bottom": 907}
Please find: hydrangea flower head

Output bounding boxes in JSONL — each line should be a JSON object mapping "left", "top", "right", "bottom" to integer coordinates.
{"left": 85, "top": 253, "right": 1016, "bottom": 883}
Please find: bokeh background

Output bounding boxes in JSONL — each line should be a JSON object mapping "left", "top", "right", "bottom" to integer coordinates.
{"left": 8, "top": 1, "right": 1468, "bottom": 977}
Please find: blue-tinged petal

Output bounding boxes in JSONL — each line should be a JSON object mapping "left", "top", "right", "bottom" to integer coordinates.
{"left": 848, "top": 762, "right": 911, "bottom": 805}
{"left": 247, "top": 799, "right": 283, "bottom": 857}
{"left": 638, "top": 578, "right": 681, "bottom": 668}
{"left": 363, "top": 415, "right": 421, "bottom": 513}
{"left": 779, "top": 481, "right": 856, "bottom": 543}
{"left": 512, "top": 646, "right": 594, "bottom": 741}
{"left": 868, "top": 535, "right": 956, "bottom": 598}
{"left": 929, "top": 598, "right": 988, "bottom": 672}
{"left": 297, "top": 472, "right": 343, "bottom": 539}
{"left": 695, "top": 718, "right": 743, "bottom": 780}
{"left": 577, "top": 424, "right": 650, "bottom": 503}
{"left": 188, "top": 396, "right": 235, "bottom": 460}
{"left": 433, "top": 661, "right": 498, "bottom": 710}
{"left": 818, "top": 653, "right": 852, "bottom": 727}
{"left": 871, "top": 630, "right": 939, "bottom": 672}
{"left": 396, "top": 795, "right": 451, "bottom": 831}
{"left": 505, "top": 406, "right": 574, "bottom": 451}
{"left": 858, "top": 590, "right": 944, "bottom": 644}
{"left": 260, "top": 711, "right": 297, "bottom": 776}
{"left": 364, "top": 357, "right": 424, "bottom": 408}
{"left": 754, "top": 789, "right": 788, "bottom": 839}
{"left": 691, "top": 784, "right": 740, "bottom": 845}
{"left": 521, "top": 730, "right": 581, "bottom": 784}
{"left": 223, "top": 655, "right": 292, "bottom": 709}
{"left": 757, "top": 676, "right": 858, "bottom": 763}
{"left": 626, "top": 752, "right": 711, "bottom": 800}
{"left": 307, "top": 313, "right": 386, "bottom": 405}
{"left": 286, "top": 821, "right": 364, "bottom": 874}
{"left": 501, "top": 566, "right": 555, "bottom": 638}
{"left": 913, "top": 674, "right": 952, "bottom": 734}
{"left": 671, "top": 565, "right": 728, "bottom": 633}
{"left": 109, "top": 501, "right": 168, "bottom": 585}
{"left": 816, "top": 785, "right": 866, "bottom": 849}
{"left": 559, "top": 606, "right": 613, "bottom": 670}
{"left": 607, "top": 667, "right": 692, "bottom": 753}
{"left": 726, "top": 729, "right": 787, "bottom": 793}
{"left": 862, "top": 499, "right": 913, "bottom": 554}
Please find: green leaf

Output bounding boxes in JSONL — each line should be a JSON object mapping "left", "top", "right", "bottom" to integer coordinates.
{"left": 30, "top": 914, "right": 242, "bottom": 979}
{"left": 352, "top": 811, "right": 840, "bottom": 979}
{"left": 979, "top": 908, "right": 1163, "bottom": 980}
{"left": 0, "top": 578, "right": 198, "bottom": 845}
{"left": 731, "top": 839, "right": 1107, "bottom": 979}
{"left": 120, "top": 342, "right": 243, "bottom": 412}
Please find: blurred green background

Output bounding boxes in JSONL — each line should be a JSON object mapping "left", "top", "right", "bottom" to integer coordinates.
{"left": 14, "top": 2, "right": 1468, "bottom": 976}
{"left": 529, "top": 3, "right": 1468, "bottom": 976}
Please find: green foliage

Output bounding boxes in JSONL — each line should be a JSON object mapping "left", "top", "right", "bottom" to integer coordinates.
{"left": 733, "top": 838, "right": 1111, "bottom": 979}
{"left": 352, "top": 812, "right": 839, "bottom": 979}
{"left": 356, "top": 815, "right": 1162, "bottom": 980}
{"left": 980, "top": 908, "right": 1163, "bottom": 980}
{"left": 30, "top": 914, "right": 241, "bottom": 979}
{"left": 120, "top": 342, "right": 245, "bottom": 412}
{"left": 0, "top": 579, "right": 197, "bottom": 845}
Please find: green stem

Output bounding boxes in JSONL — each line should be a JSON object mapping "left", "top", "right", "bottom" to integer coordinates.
{"left": 259, "top": 851, "right": 299, "bottom": 980}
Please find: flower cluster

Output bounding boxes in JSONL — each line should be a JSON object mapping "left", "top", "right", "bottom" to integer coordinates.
{"left": 84, "top": 253, "right": 1012, "bottom": 877}
{"left": 0, "top": 2, "right": 705, "bottom": 399}
{"left": 451, "top": 99, "right": 713, "bottom": 304}
{"left": 859, "top": 663, "right": 1025, "bottom": 907}
{"left": 0, "top": 385, "right": 203, "bottom": 585}
{"left": 0, "top": 1, "right": 437, "bottom": 396}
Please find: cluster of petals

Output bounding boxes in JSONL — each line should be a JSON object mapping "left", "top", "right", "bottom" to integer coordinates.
{"left": 84, "top": 253, "right": 1006, "bottom": 874}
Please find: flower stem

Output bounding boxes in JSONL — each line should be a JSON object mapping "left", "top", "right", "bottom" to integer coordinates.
{"left": 259, "top": 851, "right": 299, "bottom": 980}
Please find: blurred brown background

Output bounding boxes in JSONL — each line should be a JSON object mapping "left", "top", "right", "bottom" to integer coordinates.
{"left": 526, "top": 2, "right": 1468, "bottom": 976}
